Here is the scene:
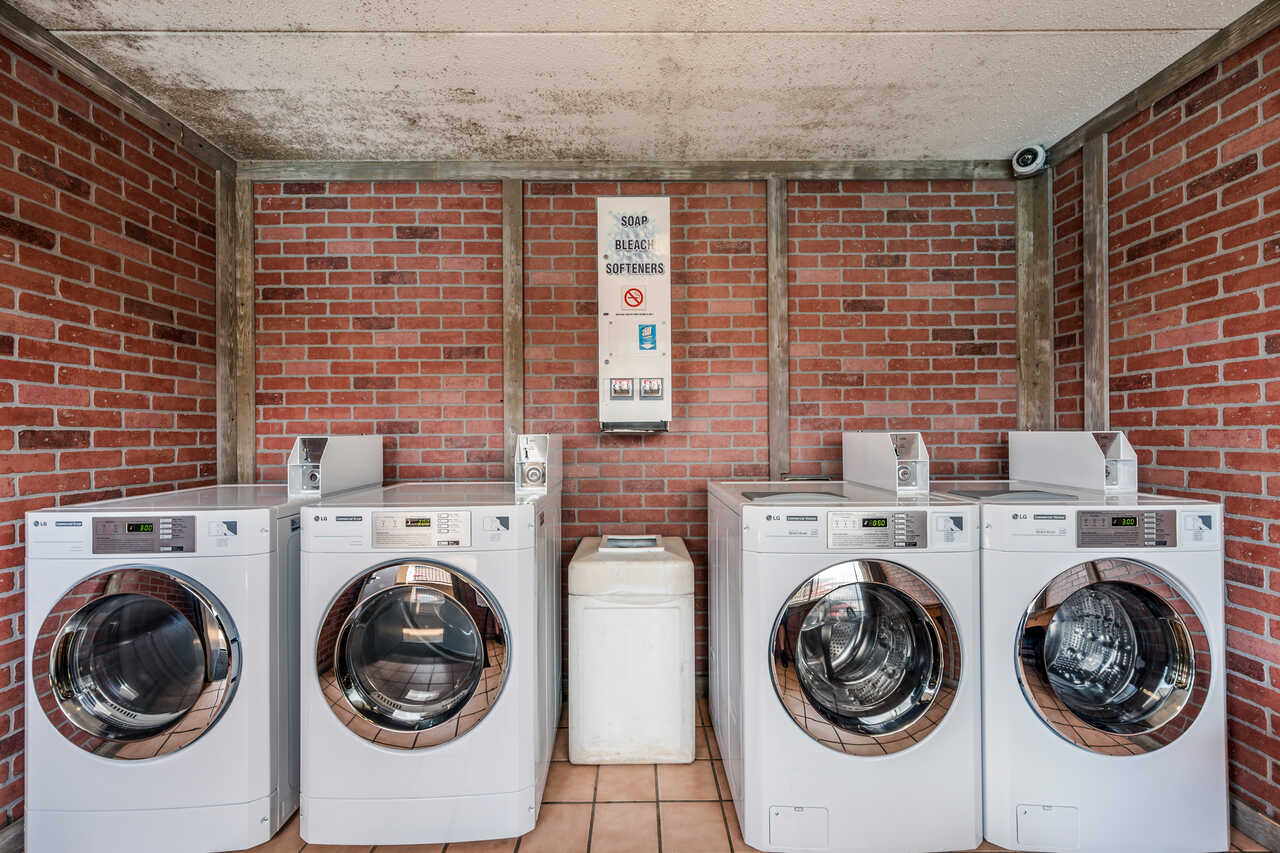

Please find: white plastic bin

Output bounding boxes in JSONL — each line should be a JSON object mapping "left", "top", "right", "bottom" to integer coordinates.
{"left": 568, "top": 534, "right": 695, "bottom": 764}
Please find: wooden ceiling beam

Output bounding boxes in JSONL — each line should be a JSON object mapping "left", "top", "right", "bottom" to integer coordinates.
{"left": 235, "top": 159, "right": 1012, "bottom": 182}
{"left": 1051, "top": 0, "right": 1280, "bottom": 163}
{"left": 0, "top": 2, "right": 234, "bottom": 173}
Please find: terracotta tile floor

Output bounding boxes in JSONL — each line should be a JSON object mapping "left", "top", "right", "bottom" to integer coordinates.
{"left": 235, "top": 699, "right": 1267, "bottom": 853}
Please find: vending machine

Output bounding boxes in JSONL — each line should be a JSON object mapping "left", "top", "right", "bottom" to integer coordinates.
{"left": 596, "top": 196, "right": 672, "bottom": 432}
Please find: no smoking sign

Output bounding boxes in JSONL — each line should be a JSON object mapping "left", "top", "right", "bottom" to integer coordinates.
{"left": 623, "top": 287, "right": 644, "bottom": 308}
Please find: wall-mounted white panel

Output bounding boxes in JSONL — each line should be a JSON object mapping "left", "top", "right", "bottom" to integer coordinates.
{"left": 598, "top": 197, "right": 671, "bottom": 432}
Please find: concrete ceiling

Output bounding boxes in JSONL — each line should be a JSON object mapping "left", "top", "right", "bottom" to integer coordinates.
{"left": 10, "top": 0, "right": 1261, "bottom": 162}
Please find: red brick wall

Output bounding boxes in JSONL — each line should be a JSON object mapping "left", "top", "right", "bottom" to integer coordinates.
{"left": 0, "top": 34, "right": 217, "bottom": 824}
{"left": 261, "top": 178, "right": 1024, "bottom": 679}
{"left": 252, "top": 181, "right": 504, "bottom": 482}
{"left": 524, "top": 181, "right": 769, "bottom": 674}
{"left": 1102, "top": 27, "right": 1280, "bottom": 819}
{"left": 786, "top": 179, "right": 1018, "bottom": 478}
{"left": 1052, "top": 152, "right": 1086, "bottom": 429}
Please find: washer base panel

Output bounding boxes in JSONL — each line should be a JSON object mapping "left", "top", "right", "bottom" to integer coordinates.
{"left": 27, "top": 793, "right": 282, "bottom": 853}
{"left": 984, "top": 800, "right": 1228, "bottom": 853}
{"left": 300, "top": 788, "right": 536, "bottom": 845}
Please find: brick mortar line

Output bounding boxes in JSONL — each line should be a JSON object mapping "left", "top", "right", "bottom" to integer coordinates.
{"left": 0, "top": 111, "right": 216, "bottom": 205}
{"left": 0, "top": 137, "right": 215, "bottom": 232}
{"left": 0, "top": 241, "right": 218, "bottom": 312}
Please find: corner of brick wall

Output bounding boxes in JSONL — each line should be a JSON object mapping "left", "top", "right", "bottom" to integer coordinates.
{"left": 1099, "top": 25, "right": 1280, "bottom": 818}
{"left": 252, "top": 180, "right": 506, "bottom": 482}
{"left": 0, "top": 33, "right": 218, "bottom": 824}
{"left": 786, "top": 178, "right": 1019, "bottom": 478}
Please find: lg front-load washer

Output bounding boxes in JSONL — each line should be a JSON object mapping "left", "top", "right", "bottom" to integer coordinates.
{"left": 25, "top": 485, "right": 311, "bottom": 853}
{"left": 299, "top": 481, "right": 561, "bottom": 846}
{"left": 708, "top": 480, "right": 981, "bottom": 853}
{"left": 935, "top": 480, "right": 1227, "bottom": 853}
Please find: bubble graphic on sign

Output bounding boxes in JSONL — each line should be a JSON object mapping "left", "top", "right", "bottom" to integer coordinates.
{"left": 609, "top": 212, "right": 658, "bottom": 262}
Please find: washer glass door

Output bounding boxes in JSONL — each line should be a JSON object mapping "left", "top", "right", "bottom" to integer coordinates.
{"left": 316, "top": 561, "right": 508, "bottom": 749}
{"left": 1017, "top": 558, "right": 1209, "bottom": 754}
{"left": 33, "top": 567, "right": 240, "bottom": 760}
{"left": 770, "top": 560, "right": 961, "bottom": 755}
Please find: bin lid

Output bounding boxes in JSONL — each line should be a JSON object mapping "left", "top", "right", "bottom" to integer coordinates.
{"left": 569, "top": 535, "right": 694, "bottom": 596}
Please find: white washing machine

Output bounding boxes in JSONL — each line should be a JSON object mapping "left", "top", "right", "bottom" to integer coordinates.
{"left": 299, "top": 481, "right": 561, "bottom": 845}
{"left": 708, "top": 480, "right": 981, "bottom": 853}
{"left": 24, "top": 485, "right": 308, "bottom": 853}
{"left": 936, "top": 480, "right": 1227, "bottom": 853}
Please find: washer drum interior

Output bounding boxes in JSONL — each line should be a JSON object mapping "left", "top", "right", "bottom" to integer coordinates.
{"left": 316, "top": 561, "right": 509, "bottom": 750}
{"left": 1017, "top": 559, "right": 1209, "bottom": 753}
{"left": 34, "top": 567, "right": 240, "bottom": 760}
{"left": 770, "top": 560, "right": 961, "bottom": 756}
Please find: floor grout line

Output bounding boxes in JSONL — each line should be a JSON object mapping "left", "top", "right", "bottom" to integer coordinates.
{"left": 584, "top": 799, "right": 597, "bottom": 853}
{"left": 654, "top": 762, "right": 664, "bottom": 853}
{"left": 705, "top": 725, "right": 735, "bottom": 851}
{"left": 582, "top": 762, "right": 601, "bottom": 853}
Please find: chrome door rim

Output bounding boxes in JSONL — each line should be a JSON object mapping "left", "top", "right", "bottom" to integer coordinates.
{"left": 316, "top": 560, "right": 509, "bottom": 750}
{"left": 770, "top": 560, "right": 961, "bottom": 756}
{"left": 1016, "top": 558, "right": 1209, "bottom": 754}
{"left": 32, "top": 566, "right": 240, "bottom": 760}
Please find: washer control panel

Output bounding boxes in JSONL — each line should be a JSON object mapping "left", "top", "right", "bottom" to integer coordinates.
{"left": 92, "top": 516, "right": 196, "bottom": 554}
{"left": 828, "top": 510, "right": 928, "bottom": 549}
{"left": 762, "top": 512, "right": 821, "bottom": 540}
{"left": 1077, "top": 509, "right": 1177, "bottom": 548}
{"left": 371, "top": 511, "right": 472, "bottom": 549}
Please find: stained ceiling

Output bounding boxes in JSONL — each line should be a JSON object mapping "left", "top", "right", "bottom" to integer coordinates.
{"left": 8, "top": 0, "right": 1262, "bottom": 162}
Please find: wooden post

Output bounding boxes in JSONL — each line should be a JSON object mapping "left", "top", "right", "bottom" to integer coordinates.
{"left": 216, "top": 174, "right": 256, "bottom": 484}
{"left": 1081, "top": 135, "right": 1109, "bottom": 431}
{"left": 215, "top": 169, "right": 237, "bottom": 483}
{"left": 1016, "top": 171, "right": 1054, "bottom": 430}
{"left": 0, "top": 3, "right": 233, "bottom": 173}
{"left": 502, "top": 178, "right": 525, "bottom": 473}
{"left": 767, "top": 176, "right": 790, "bottom": 480}
{"left": 233, "top": 176, "right": 256, "bottom": 483}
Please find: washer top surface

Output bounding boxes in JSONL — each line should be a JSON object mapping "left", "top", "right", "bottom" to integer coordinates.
{"left": 712, "top": 479, "right": 971, "bottom": 509}
{"left": 31, "top": 484, "right": 296, "bottom": 512}
{"left": 933, "top": 479, "right": 1215, "bottom": 508}
{"left": 314, "top": 480, "right": 543, "bottom": 509}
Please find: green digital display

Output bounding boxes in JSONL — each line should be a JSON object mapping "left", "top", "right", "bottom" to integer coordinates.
{"left": 1112, "top": 516, "right": 1138, "bottom": 527}
{"left": 405, "top": 518, "right": 432, "bottom": 528}
{"left": 862, "top": 518, "right": 888, "bottom": 528}
{"left": 127, "top": 522, "right": 154, "bottom": 533}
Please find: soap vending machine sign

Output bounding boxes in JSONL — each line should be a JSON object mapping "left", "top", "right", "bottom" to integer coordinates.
{"left": 597, "top": 196, "right": 672, "bottom": 431}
